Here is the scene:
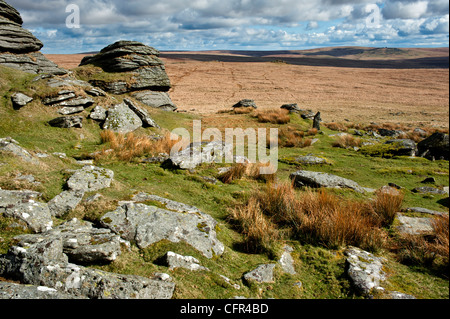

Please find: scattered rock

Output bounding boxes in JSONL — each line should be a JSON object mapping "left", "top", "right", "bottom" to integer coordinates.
{"left": 378, "top": 129, "right": 405, "bottom": 138}
{"left": 103, "top": 101, "right": 143, "bottom": 133}
{"left": 164, "top": 251, "right": 209, "bottom": 271}
{"left": 278, "top": 245, "right": 296, "bottom": 275}
{"left": 313, "top": 112, "right": 322, "bottom": 130}
{"left": 57, "top": 106, "right": 84, "bottom": 115}
{"left": 101, "top": 197, "right": 224, "bottom": 258}
{"left": 280, "top": 103, "right": 300, "bottom": 113}
{"left": 48, "top": 116, "right": 83, "bottom": 129}
{"left": 89, "top": 105, "right": 108, "bottom": 121}
{"left": 404, "top": 207, "right": 448, "bottom": 216}
{"left": 66, "top": 165, "right": 114, "bottom": 192}
{"left": 11, "top": 92, "right": 33, "bottom": 109}
{"left": 131, "top": 91, "right": 177, "bottom": 112}
{"left": 243, "top": 264, "right": 276, "bottom": 283}
{"left": 232, "top": 99, "right": 257, "bottom": 109}
{"left": 290, "top": 170, "right": 366, "bottom": 193}
{"left": 417, "top": 132, "right": 449, "bottom": 160}
{"left": 292, "top": 155, "right": 330, "bottom": 165}
{"left": 123, "top": 98, "right": 159, "bottom": 128}
{"left": 345, "top": 246, "right": 386, "bottom": 296}
{"left": 412, "top": 186, "right": 447, "bottom": 195}
{"left": 47, "top": 190, "right": 85, "bottom": 217}
{"left": 0, "top": 189, "right": 52, "bottom": 233}
{"left": 420, "top": 177, "right": 436, "bottom": 184}
{"left": 164, "top": 141, "right": 233, "bottom": 170}
{"left": 396, "top": 215, "right": 434, "bottom": 235}
{"left": 0, "top": 137, "right": 39, "bottom": 164}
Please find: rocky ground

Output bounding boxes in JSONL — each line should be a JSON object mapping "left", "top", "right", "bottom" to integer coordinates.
{"left": 0, "top": 0, "right": 449, "bottom": 300}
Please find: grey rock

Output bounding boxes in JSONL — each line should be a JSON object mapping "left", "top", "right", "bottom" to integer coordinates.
{"left": 0, "top": 281, "right": 86, "bottom": 299}
{"left": 164, "top": 251, "right": 209, "bottom": 271}
{"left": 66, "top": 165, "right": 114, "bottom": 192}
{"left": 0, "top": 137, "right": 39, "bottom": 164}
{"left": 279, "top": 245, "right": 296, "bottom": 275}
{"left": 131, "top": 91, "right": 177, "bottom": 112}
{"left": 0, "top": 18, "right": 42, "bottom": 53}
{"left": 57, "top": 97, "right": 94, "bottom": 108}
{"left": 57, "top": 106, "right": 84, "bottom": 115}
{"left": 124, "top": 98, "right": 159, "bottom": 128}
{"left": 345, "top": 246, "right": 386, "bottom": 296}
{"left": 0, "top": 236, "right": 175, "bottom": 299}
{"left": 11, "top": 92, "right": 33, "bottom": 109}
{"left": 378, "top": 129, "right": 405, "bottom": 138}
{"left": 417, "top": 132, "right": 449, "bottom": 160}
{"left": 389, "top": 291, "right": 416, "bottom": 299}
{"left": 396, "top": 215, "right": 434, "bottom": 235}
{"left": 0, "top": 189, "right": 53, "bottom": 233}
{"left": 0, "top": 52, "right": 66, "bottom": 75}
{"left": 165, "top": 141, "right": 233, "bottom": 170}
{"left": 300, "top": 110, "right": 315, "bottom": 119}
{"left": 0, "top": 0, "right": 23, "bottom": 25}
{"left": 384, "top": 139, "right": 417, "bottom": 157}
{"left": 101, "top": 198, "right": 224, "bottom": 258}
{"left": 290, "top": 170, "right": 366, "bottom": 193}
{"left": 412, "top": 186, "right": 447, "bottom": 195}
{"left": 313, "top": 112, "right": 322, "bottom": 130}
{"left": 48, "top": 190, "right": 85, "bottom": 217}
{"left": 42, "top": 91, "right": 76, "bottom": 105}
{"left": 89, "top": 105, "right": 107, "bottom": 121}
{"left": 243, "top": 264, "right": 276, "bottom": 283}
{"left": 103, "top": 101, "right": 143, "bottom": 133}
{"left": 292, "top": 155, "right": 330, "bottom": 165}
{"left": 232, "top": 99, "right": 257, "bottom": 109}
{"left": 48, "top": 116, "right": 83, "bottom": 128}
{"left": 280, "top": 103, "right": 301, "bottom": 112}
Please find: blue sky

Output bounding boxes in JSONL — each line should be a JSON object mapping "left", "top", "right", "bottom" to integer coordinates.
{"left": 7, "top": 0, "right": 449, "bottom": 53}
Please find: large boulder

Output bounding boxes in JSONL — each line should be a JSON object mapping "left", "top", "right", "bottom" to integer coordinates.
{"left": 102, "top": 101, "right": 143, "bottom": 133}
{"left": 66, "top": 165, "right": 114, "bottom": 192}
{"left": 417, "top": 132, "right": 449, "bottom": 160}
{"left": 290, "top": 170, "right": 367, "bottom": 193}
{"left": 100, "top": 194, "right": 224, "bottom": 258}
{"left": 0, "top": 137, "right": 39, "bottom": 164}
{"left": 79, "top": 41, "right": 176, "bottom": 111}
{"left": 384, "top": 139, "right": 417, "bottom": 157}
{"left": 0, "top": 281, "right": 87, "bottom": 299}
{"left": 0, "top": 0, "right": 66, "bottom": 74}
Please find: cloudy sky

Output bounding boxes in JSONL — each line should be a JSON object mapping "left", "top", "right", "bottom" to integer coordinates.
{"left": 8, "top": 0, "right": 450, "bottom": 53}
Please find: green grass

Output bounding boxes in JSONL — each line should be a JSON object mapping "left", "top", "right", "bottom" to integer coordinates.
{"left": 0, "top": 65, "right": 448, "bottom": 299}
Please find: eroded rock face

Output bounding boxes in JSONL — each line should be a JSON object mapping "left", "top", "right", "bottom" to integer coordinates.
{"left": 0, "top": 0, "right": 66, "bottom": 74}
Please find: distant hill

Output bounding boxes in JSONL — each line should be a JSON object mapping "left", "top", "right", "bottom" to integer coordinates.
{"left": 159, "top": 46, "right": 449, "bottom": 69}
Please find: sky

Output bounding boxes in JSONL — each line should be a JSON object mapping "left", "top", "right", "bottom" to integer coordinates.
{"left": 7, "top": 0, "right": 450, "bottom": 53}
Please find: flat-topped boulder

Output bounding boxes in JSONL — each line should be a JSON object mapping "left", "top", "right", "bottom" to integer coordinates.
{"left": 290, "top": 170, "right": 367, "bottom": 193}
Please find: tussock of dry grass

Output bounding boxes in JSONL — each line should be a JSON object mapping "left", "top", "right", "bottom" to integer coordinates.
{"left": 97, "top": 130, "right": 181, "bottom": 161}
{"left": 219, "top": 162, "right": 277, "bottom": 184}
{"left": 254, "top": 109, "right": 290, "bottom": 124}
{"left": 332, "top": 135, "right": 362, "bottom": 149}
{"left": 277, "top": 127, "right": 312, "bottom": 148}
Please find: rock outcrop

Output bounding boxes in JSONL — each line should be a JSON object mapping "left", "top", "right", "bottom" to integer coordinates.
{"left": 290, "top": 170, "right": 367, "bottom": 193}
{"left": 0, "top": 0, "right": 66, "bottom": 74}
{"left": 79, "top": 41, "right": 177, "bottom": 111}
{"left": 417, "top": 132, "right": 449, "bottom": 160}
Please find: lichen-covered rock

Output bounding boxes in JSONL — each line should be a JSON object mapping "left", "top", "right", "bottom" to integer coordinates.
{"left": 13, "top": 218, "right": 122, "bottom": 265}
{"left": 66, "top": 165, "right": 114, "bottom": 192}
{"left": 101, "top": 196, "right": 224, "bottom": 258}
{"left": 243, "top": 264, "right": 276, "bottom": 283}
{"left": 0, "top": 236, "right": 175, "bottom": 299}
{"left": 384, "top": 139, "right": 417, "bottom": 157}
{"left": 131, "top": 91, "right": 177, "bottom": 112}
{"left": 48, "top": 190, "right": 85, "bottom": 217}
{"left": 123, "top": 98, "right": 159, "bottom": 128}
{"left": 345, "top": 246, "right": 386, "bottom": 296}
{"left": 103, "top": 101, "right": 143, "bottom": 133}
{"left": 0, "top": 137, "right": 39, "bottom": 164}
{"left": 233, "top": 99, "right": 257, "bottom": 109}
{"left": 396, "top": 215, "right": 434, "bottom": 235}
{"left": 0, "top": 189, "right": 52, "bottom": 233}
{"left": 164, "top": 141, "right": 233, "bottom": 170}
{"left": 0, "top": 281, "right": 87, "bottom": 299}
{"left": 164, "top": 251, "right": 209, "bottom": 271}
{"left": 48, "top": 116, "right": 83, "bottom": 128}
{"left": 11, "top": 92, "right": 33, "bottom": 109}
{"left": 279, "top": 245, "right": 296, "bottom": 275}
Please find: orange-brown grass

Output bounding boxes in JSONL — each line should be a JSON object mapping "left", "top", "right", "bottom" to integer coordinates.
{"left": 369, "top": 190, "right": 405, "bottom": 227}
{"left": 254, "top": 109, "right": 290, "bottom": 124}
{"left": 324, "top": 122, "right": 348, "bottom": 132}
{"left": 396, "top": 214, "right": 449, "bottom": 273}
{"left": 239, "top": 183, "right": 387, "bottom": 252}
{"left": 229, "top": 197, "right": 279, "bottom": 254}
{"left": 233, "top": 107, "right": 254, "bottom": 114}
{"left": 98, "top": 130, "right": 181, "bottom": 161}
{"left": 331, "top": 134, "right": 362, "bottom": 149}
{"left": 277, "top": 127, "right": 312, "bottom": 148}
{"left": 219, "top": 162, "right": 277, "bottom": 184}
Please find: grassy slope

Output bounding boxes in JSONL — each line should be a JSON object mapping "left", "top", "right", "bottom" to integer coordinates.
{"left": 0, "top": 65, "right": 448, "bottom": 299}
